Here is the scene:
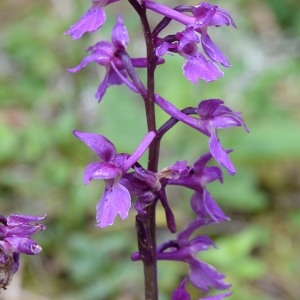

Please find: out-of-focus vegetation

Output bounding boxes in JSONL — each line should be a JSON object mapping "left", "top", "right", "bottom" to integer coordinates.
{"left": 0, "top": 0, "right": 299, "bottom": 299}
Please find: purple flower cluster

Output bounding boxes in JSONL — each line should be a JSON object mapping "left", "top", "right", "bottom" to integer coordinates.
{"left": 66, "top": 0, "right": 247, "bottom": 298}
{"left": 0, "top": 214, "right": 46, "bottom": 290}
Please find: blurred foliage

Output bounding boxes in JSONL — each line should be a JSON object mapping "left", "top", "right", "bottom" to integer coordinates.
{"left": 0, "top": 0, "right": 300, "bottom": 299}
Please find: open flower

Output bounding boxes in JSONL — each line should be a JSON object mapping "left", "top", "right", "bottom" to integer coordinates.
{"left": 196, "top": 99, "right": 248, "bottom": 175}
{"left": 147, "top": 1, "right": 235, "bottom": 83}
{"left": 176, "top": 27, "right": 223, "bottom": 83}
{"left": 132, "top": 219, "right": 231, "bottom": 295}
{"left": 155, "top": 96, "right": 248, "bottom": 174}
{"left": 0, "top": 214, "right": 46, "bottom": 290}
{"left": 168, "top": 152, "right": 228, "bottom": 221}
{"left": 65, "top": 0, "right": 120, "bottom": 39}
{"left": 73, "top": 130, "right": 155, "bottom": 227}
{"left": 68, "top": 16, "right": 139, "bottom": 101}
{"left": 190, "top": 2, "right": 235, "bottom": 66}
{"left": 159, "top": 219, "right": 231, "bottom": 294}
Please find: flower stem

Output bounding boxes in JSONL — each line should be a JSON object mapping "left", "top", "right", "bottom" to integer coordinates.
{"left": 128, "top": 0, "right": 159, "bottom": 299}
{"left": 140, "top": 6, "right": 159, "bottom": 299}
{"left": 136, "top": 204, "right": 158, "bottom": 300}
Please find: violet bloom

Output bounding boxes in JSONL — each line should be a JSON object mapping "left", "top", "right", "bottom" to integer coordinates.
{"left": 65, "top": 0, "right": 119, "bottom": 39}
{"left": 196, "top": 99, "right": 248, "bottom": 175}
{"left": 0, "top": 214, "right": 46, "bottom": 289}
{"left": 191, "top": 2, "right": 236, "bottom": 67}
{"left": 176, "top": 27, "right": 223, "bottom": 83}
{"left": 73, "top": 130, "right": 155, "bottom": 228}
{"left": 132, "top": 219, "right": 231, "bottom": 294}
{"left": 168, "top": 219, "right": 231, "bottom": 293}
{"left": 147, "top": 1, "right": 235, "bottom": 83}
{"left": 68, "top": 16, "right": 142, "bottom": 101}
{"left": 168, "top": 152, "right": 228, "bottom": 222}
{"left": 155, "top": 96, "right": 248, "bottom": 175}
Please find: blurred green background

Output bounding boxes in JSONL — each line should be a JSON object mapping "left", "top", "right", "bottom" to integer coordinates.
{"left": 0, "top": 0, "right": 300, "bottom": 299}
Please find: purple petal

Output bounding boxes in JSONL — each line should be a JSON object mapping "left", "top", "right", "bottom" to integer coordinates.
{"left": 171, "top": 278, "right": 191, "bottom": 300}
{"left": 193, "top": 152, "right": 213, "bottom": 170}
{"left": 84, "top": 162, "right": 121, "bottom": 185}
{"left": 203, "top": 190, "right": 229, "bottom": 222}
{"left": 191, "top": 190, "right": 229, "bottom": 222}
{"left": 213, "top": 7, "right": 236, "bottom": 28}
{"left": 12, "top": 253, "right": 20, "bottom": 274}
{"left": 189, "top": 235, "right": 216, "bottom": 252}
{"left": 67, "top": 54, "right": 102, "bottom": 73}
{"left": 183, "top": 55, "right": 223, "bottom": 83}
{"left": 190, "top": 191, "right": 206, "bottom": 219}
{"left": 65, "top": 7, "right": 106, "bottom": 40}
{"left": 73, "top": 130, "right": 116, "bottom": 162}
{"left": 5, "top": 225, "right": 46, "bottom": 238}
{"left": 95, "top": 67, "right": 127, "bottom": 102}
{"left": 156, "top": 41, "right": 171, "bottom": 56}
{"left": 178, "top": 219, "right": 214, "bottom": 246}
{"left": 96, "top": 180, "right": 131, "bottom": 227}
{"left": 210, "top": 115, "right": 244, "bottom": 129}
{"left": 209, "top": 133, "right": 235, "bottom": 175}
{"left": 193, "top": 3, "right": 217, "bottom": 26}
{"left": 201, "top": 32, "right": 230, "bottom": 67}
{"left": 122, "top": 131, "right": 156, "bottom": 172}
{"left": 87, "top": 41, "right": 115, "bottom": 63}
{"left": 95, "top": 70, "right": 110, "bottom": 102}
{"left": 189, "top": 259, "right": 231, "bottom": 292}
{"left": 193, "top": 3, "right": 234, "bottom": 28}
{"left": 5, "top": 237, "right": 42, "bottom": 255}
{"left": 197, "top": 99, "right": 223, "bottom": 118}
{"left": 176, "top": 28, "right": 199, "bottom": 52}
{"left": 200, "top": 166, "right": 223, "bottom": 184}
{"left": 6, "top": 214, "right": 46, "bottom": 227}
{"left": 112, "top": 16, "right": 129, "bottom": 49}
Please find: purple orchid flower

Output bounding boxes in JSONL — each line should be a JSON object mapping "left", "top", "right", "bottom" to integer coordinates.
{"left": 73, "top": 130, "right": 155, "bottom": 227}
{"left": 169, "top": 219, "right": 231, "bottom": 293}
{"left": 132, "top": 219, "right": 231, "bottom": 294}
{"left": 155, "top": 27, "right": 223, "bottom": 83}
{"left": 0, "top": 214, "right": 46, "bottom": 289}
{"left": 196, "top": 99, "right": 248, "bottom": 175}
{"left": 147, "top": 1, "right": 235, "bottom": 83}
{"left": 168, "top": 152, "right": 228, "bottom": 221}
{"left": 191, "top": 2, "right": 235, "bottom": 67}
{"left": 155, "top": 95, "right": 248, "bottom": 175}
{"left": 65, "top": 0, "right": 119, "bottom": 39}
{"left": 176, "top": 27, "right": 224, "bottom": 83}
{"left": 68, "top": 16, "right": 147, "bottom": 101}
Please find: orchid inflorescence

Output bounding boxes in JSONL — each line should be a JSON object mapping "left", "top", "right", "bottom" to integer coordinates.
{"left": 0, "top": 214, "right": 46, "bottom": 290}
{"left": 66, "top": 1, "right": 248, "bottom": 299}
